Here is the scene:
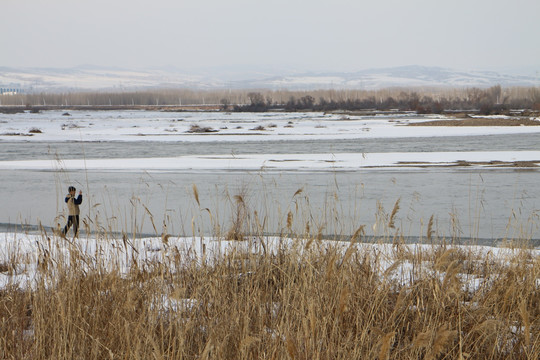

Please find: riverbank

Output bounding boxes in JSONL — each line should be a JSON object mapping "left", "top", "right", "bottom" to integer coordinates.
{"left": 1, "top": 231, "right": 538, "bottom": 358}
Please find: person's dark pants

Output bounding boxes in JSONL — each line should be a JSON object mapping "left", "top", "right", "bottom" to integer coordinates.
{"left": 63, "top": 215, "right": 79, "bottom": 236}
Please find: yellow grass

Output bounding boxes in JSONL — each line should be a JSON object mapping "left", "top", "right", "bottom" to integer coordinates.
{"left": 1, "top": 186, "right": 539, "bottom": 359}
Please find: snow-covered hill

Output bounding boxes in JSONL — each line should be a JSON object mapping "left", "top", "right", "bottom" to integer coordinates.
{"left": 0, "top": 65, "right": 537, "bottom": 92}
{"left": 0, "top": 66, "right": 212, "bottom": 92}
{"left": 248, "top": 66, "right": 539, "bottom": 90}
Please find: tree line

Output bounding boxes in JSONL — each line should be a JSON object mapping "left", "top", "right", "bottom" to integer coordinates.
{"left": 1, "top": 85, "right": 539, "bottom": 114}
{"left": 235, "top": 86, "right": 540, "bottom": 115}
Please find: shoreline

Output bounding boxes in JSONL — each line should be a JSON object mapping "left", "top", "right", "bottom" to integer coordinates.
{"left": 2, "top": 223, "right": 539, "bottom": 249}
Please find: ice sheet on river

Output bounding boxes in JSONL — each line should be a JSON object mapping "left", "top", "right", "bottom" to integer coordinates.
{"left": 0, "top": 151, "right": 539, "bottom": 172}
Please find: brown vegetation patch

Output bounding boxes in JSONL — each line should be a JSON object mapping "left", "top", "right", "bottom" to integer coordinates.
{"left": 396, "top": 161, "right": 431, "bottom": 166}
{"left": 0, "top": 107, "right": 26, "bottom": 114}
{"left": 0, "top": 262, "right": 9, "bottom": 273}
{"left": 396, "top": 160, "right": 540, "bottom": 168}
{"left": 511, "top": 161, "right": 539, "bottom": 167}
{"left": 1, "top": 132, "right": 34, "bottom": 137}
{"left": 409, "top": 118, "right": 540, "bottom": 126}
{"left": 268, "top": 159, "right": 302, "bottom": 162}
{"left": 186, "top": 124, "right": 218, "bottom": 133}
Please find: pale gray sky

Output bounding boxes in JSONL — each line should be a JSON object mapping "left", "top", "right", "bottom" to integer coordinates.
{"left": 2, "top": 0, "right": 539, "bottom": 74}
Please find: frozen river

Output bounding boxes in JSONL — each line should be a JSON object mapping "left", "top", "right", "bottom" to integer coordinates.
{"left": 1, "top": 110, "right": 539, "bottom": 245}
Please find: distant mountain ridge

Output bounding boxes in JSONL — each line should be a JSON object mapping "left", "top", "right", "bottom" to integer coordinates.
{"left": 248, "top": 66, "right": 538, "bottom": 90}
{"left": 0, "top": 65, "right": 537, "bottom": 92}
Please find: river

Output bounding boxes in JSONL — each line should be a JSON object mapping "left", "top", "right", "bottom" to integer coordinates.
{"left": 1, "top": 110, "right": 538, "bottom": 245}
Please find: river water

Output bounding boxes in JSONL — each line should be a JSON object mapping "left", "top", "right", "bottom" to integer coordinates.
{"left": 1, "top": 111, "right": 539, "bottom": 245}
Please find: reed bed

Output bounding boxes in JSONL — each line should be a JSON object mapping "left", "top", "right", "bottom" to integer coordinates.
{"left": 1, "top": 197, "right": 539, "bottom": 360}
{"left": 1, "top": 180, "right": 539, "bottom": 359}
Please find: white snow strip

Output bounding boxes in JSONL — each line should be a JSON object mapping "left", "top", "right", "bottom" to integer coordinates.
{"left": 0, "top": 151, "right": 538, "bottom": 172}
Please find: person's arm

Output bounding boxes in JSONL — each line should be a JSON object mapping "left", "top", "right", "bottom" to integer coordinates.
{"left": 65, "top": 195, "right": 71, "bottom": 203}
{"left": 74, "top": 194, "right": 83, "bottom": 205}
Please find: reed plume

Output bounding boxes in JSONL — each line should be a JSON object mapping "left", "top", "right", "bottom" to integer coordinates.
{"left": 388, "top": 198, "right": 401, "bottom": 229}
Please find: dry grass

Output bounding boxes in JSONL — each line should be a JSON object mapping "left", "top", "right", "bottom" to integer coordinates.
{"left": 1, "top": 188, "right": 539, "bottom": 359}
{"left": 1, "top": 241, "right": 538, "bottom": 358}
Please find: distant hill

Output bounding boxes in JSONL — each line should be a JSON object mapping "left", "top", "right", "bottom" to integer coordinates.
{"left": 0, "top": 65, "right": 537, "bottom": 92}
{"left": 244, "top": 66, "right": 539, "bottom": 90}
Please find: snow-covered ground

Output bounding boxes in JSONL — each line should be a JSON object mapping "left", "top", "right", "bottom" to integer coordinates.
{"left": 1, "top": 110, "right": 540, "bottom": 171}
{"left": 1, "top": 110, "right": 540, "bottom": 143}
{"left": 1, "top": 232, "right": 538, "bottom": 291}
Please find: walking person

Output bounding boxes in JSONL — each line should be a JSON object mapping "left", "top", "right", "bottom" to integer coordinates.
{"left": 62, "top": 186, "right": 83, "bottom": 238}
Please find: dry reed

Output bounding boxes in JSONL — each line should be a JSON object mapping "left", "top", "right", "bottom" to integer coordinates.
{"left": 1, "top": 188, "right": 539, "bottom": 359}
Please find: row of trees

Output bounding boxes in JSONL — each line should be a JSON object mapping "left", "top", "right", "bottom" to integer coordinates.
{"left": 236, "top": 86, "right": 540, "bottom": 114}
{"left": 1, "top": 86, "right": 539, "bottom": 114}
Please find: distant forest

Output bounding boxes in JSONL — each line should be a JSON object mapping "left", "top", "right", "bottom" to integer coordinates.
{"left": 1, "top": 85, "right": 539, "bottom": 115}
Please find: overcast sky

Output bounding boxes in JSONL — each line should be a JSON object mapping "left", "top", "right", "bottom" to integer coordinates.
{"left": 2, "top": 0, "right": 539, "bottom": 74}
